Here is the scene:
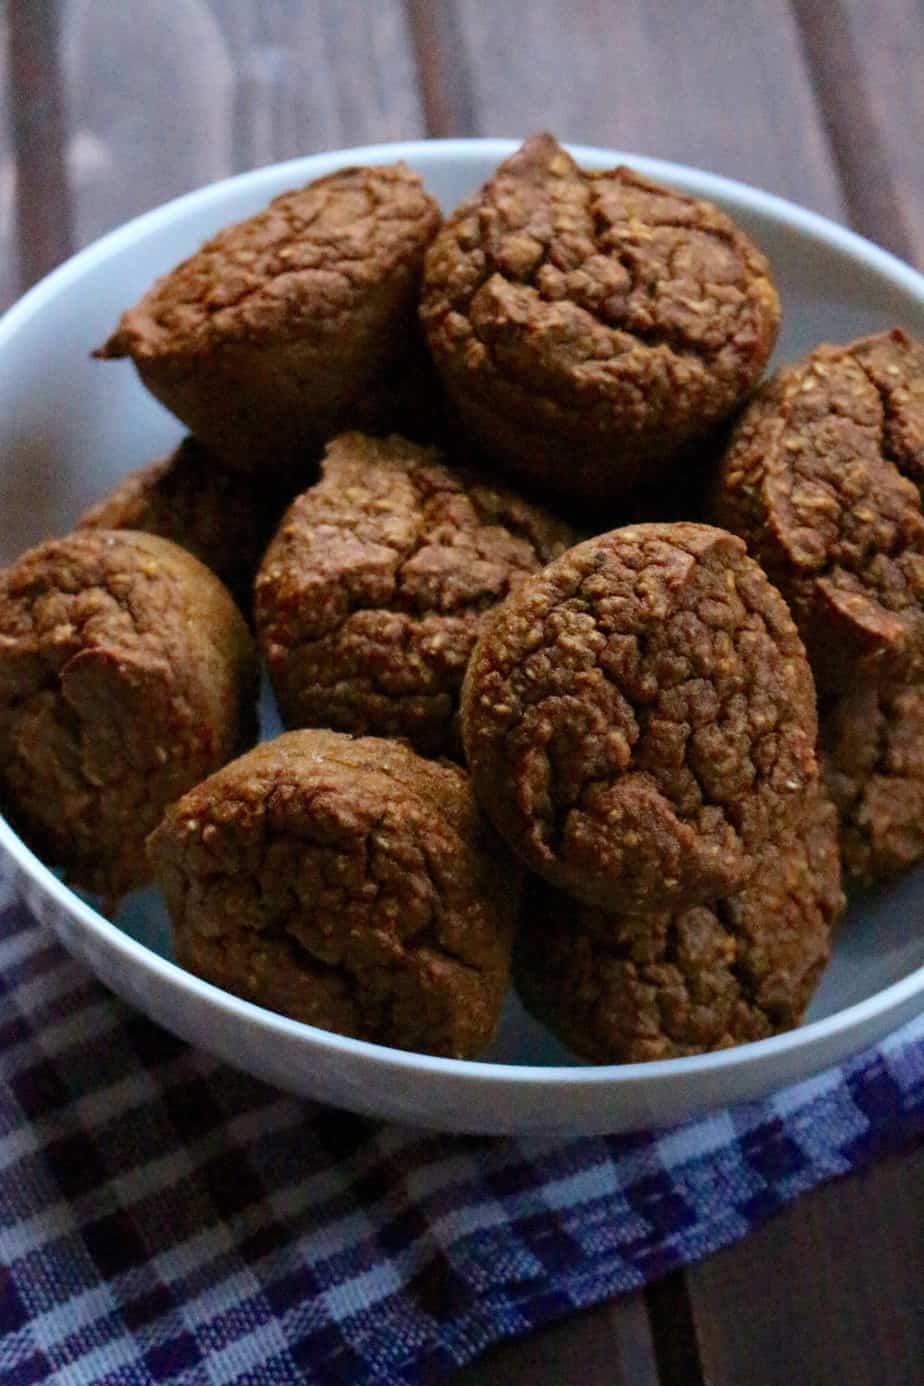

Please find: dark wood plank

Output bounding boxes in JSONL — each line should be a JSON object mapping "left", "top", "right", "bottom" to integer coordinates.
{"left": 685, "top": 1143, "right": 924, "bottom": 1386}
{"left": 406, "top": 0, "right": 478, "bottom": 138}
{"left": 59, "top": 0, "right": 425, "bottom": 251}
{"left": 61, "top": 0, "right": 236, "bottom": 248}
{"left": 418, "top": 0, "right": 846, "bottom": 219}
{"left": 791, "top": 0, "right": 924, "bottom": 268}
{"left": 786, "top": 0, "right": 924, "bottom": 268}
{"left": 0, "top": 0, "right": 16, "bottom": 309}
{"left": 645, "top": 1272, "right": 705, "bottom": 1386}
{"left": 210, "top": 1, "right": 425, "bottom": 169}
{"left": 7, "top": 0, "right": 72, "bottom": 291}
{"left": 454, "top": 1291, "right": 660, "bottom": 1386}
{"left": 843, "top": 0, "right": 924, "bottom": 269}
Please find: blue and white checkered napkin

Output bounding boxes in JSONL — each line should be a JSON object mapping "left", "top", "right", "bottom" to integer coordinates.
{"left": 1, "top": 872, "right": 923, "bottom": 1386}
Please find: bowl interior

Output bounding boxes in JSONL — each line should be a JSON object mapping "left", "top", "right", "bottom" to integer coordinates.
{"left": 2, "top": 140, "right": 924, "bottom": 1072}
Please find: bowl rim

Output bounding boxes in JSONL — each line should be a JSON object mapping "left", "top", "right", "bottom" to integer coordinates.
{"left": 2, "top": 135, "right": 923, "bottom": 1092}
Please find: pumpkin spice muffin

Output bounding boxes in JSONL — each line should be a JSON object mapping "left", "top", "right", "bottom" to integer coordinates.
{"left": 461, "top": 522, "right": 818, "bottom": 915}
{"left": 821, "top": 677, "right": 924, "bottom": 883}
{"left": 0, "top": 530, "right": 258, "bottom": 903}
{"left": 255, "top": 431, "right": 576, "bottom": 758}
{"left": 148, "top": 730, "right": 521, "bottom": 1058}
{"left": 712, "top": 328, "right": 924, "bottom": 693}
{"left": 96, "top": 164, "right": 441, "bottom": 477}
{"left": 77, "top": 435, "right": 290, "bottom": 611}
{"left": 421, "top": 133, "right": 779, "bottom": 503}
{"left": 514, "top": 786, "right": 843, "bottom": 1063}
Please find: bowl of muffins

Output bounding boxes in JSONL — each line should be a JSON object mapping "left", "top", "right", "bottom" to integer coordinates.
{"left": 1, "top": 136, "right": 923, "bottom": 1135}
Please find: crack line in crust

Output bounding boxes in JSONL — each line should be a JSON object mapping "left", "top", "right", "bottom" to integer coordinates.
{"left": 257, "top": 438, "right": 574, "bottom": 749}
{"left": 500, "top": 546, "right": 792, "bottom": 845}
{"left": 431, "top": 158, "right": 769, "bottom": 403}
{"left": 746, "top": 345, "right": 924, "bottom": 595}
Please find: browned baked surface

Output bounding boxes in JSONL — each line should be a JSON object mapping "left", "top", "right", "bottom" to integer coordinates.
{"left": 77, "top": 436, "right": 291, "bottom": 611}
{"left": 421, "top": 133, "right": 779, "bottom": 502}
{"left": 461, "top": 521, "right": 818, "bottom": 914}
{"left": 0, "top": 530, "right": 258, "bottom": 902}
{"left": 255, "top": 431, "right": 576, "bottom": 758}
{"left": 514, "top": 787, "right": 843, "bottom": 1063}
{"left": 96, "top": 164, "right": 441, "bottom": 475}
{"left": 148, "top": 729, "right": 521, "bottom": 1058}
{"left": 712, "top": 328, "right": 924, "bottom": 693}
{"left": 821, "top": 677, "right": 924, "bottom": 882}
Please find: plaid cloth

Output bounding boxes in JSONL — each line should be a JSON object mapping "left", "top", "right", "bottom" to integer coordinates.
{"left": 1, "top": 871, "right": 922, "bottom": 1386}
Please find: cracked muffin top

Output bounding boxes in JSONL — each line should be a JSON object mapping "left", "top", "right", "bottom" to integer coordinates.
{"left": 99, "top": 163, "right": 441, "bottom": 360}
{"left": 148, "top": 729, "right": 520, "bottom": 1058}
{"left": 421, "top": 133, "right": 779, "bottom": 502}
{"left": 514, "top": 784, "right": 843, "bottom": 1063}
{"left": 255, "top": 431, "right": 576, "bottom": 758}
{"left": 821, "top": 676, "right": 924, "bottom": 883}
{"left": 712, "top": 329, "right": 924, "bottom": 692}
{"left": 94, "top": 165, "right": 442, "bottom": 475}
{"left": 77, "top": 436, "right": 291, "bottom": 612}
{"left": 0, "top": 529, "right": 257, "bottom": 902}
{"left": 461, "top": 521, "right": 818, "bottom": 915}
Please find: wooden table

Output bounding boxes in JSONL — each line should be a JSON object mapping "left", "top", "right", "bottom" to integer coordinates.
{"left": 2, "top": 4, "right": 922, "bottom": 1382}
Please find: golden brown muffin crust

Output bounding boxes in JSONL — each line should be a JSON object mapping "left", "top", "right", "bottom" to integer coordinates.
{"left": 0, "top": 529, "right": 258, "bottom": 902}
{"left": 148, "top": 730, "right": 521, "bottom": 1058}
{"left": 96, "top": 165, "right": 442, "bottom": 474}
{"left": 100, "top": 164, "right": 440, "bottom": 358}
{"left": 421, "top": 133, "right": 779, "bottom": 501}
{"left": 821, "top": 677, "right": 924, "bottom": 882}
{"left": 255, "top": 431, "right": 577, "bottom": 758}
{"left": 461, "top": 521, "right": 818, "bottom": 915}
{"left": 514, "top": 787, "right": 843, "bottom": 1063}
{"left": 77, "top": 436, "right": 290, "bottom": 611}
{"left": 712, "top": 328, "right": 924, "bottom": 692}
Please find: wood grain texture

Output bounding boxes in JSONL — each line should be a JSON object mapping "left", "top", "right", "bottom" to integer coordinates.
{"left": 59, "top": 0, "right": 424, "bottom": 251}
{"left": 0, "top": 0, "right": 15, "bottom": 309}
{"left": 61, "top": 0, "right": 234, "bottom": 248}
{"left": 454, "top": 1292, "right": 660, "bottom": 1386}
{"left": 686, "top": 1144, "right": 924, "bottom": 1386}
{"left": 793, "top": 0, "right": 924, "bottom": 267}
{"left": 406, "top": 0, "right": 477, "bottom": 138}
{"left": 209, "top": 0, "right": 425, "bottom": 168}
{"left": 7, "top": 0, "right": 72, "bottom": 291}
{"left": 646, "top": 1272, "right": 705, "bottom": 1386}
{"left": 420, "top": 0, "right": 846, "bottom": 219}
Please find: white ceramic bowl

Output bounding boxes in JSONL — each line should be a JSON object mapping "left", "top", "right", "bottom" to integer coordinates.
{"left": 2, "top": 140, "right": 924, "bottom": 1135}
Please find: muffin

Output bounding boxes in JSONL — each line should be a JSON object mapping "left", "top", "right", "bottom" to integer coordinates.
{"left": 514, "top": 787, "right": 843, "bottom": 1063}
{"left": 148, "top": 730, "right": 521, "bottom": 1058}
{"left": 421, "top": 133, "right": 779, "bottom": 503}
{"left": 77, "top": 435, "right": 290, "bottom": 611}
{"left": 0, "top": 530, "right": 258, "bottom": 903}
{"left": 95, "top": 164, "right": 442, "bottom": 477}
{"left": 821, "top": 678, "right": 924, "bottom": 883}
{"left": 255, "top": 431, "right": 576, "bottom": 758}
{"left": 712, "top": 328, "right": 924, "bottom": 692}
{"left": 461, "top": 522, "right": 818, "bottom": 914}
